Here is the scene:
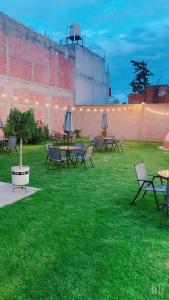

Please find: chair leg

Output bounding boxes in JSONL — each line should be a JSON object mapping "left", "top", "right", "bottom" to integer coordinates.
{"left": 90, "top": 159, "right": 93, "bottom": 167}
{"left": 74, "top": 156, "right": 78, "bottom": 168}
{"left": 45, "top": 154, "right": 49, "bottom": 165}
{"left": 152, "top": 188, "right": 160, "bottom": 211}
{"left": 140, "top": 190, "right": 147, "bottom": 200}
{"left": 131, "top": 186, "right": 143, "bottom": 205}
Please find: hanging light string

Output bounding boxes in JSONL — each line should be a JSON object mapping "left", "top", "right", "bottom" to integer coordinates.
{"left": 1, "top": 93, "right": 169, "bottom": 114}
{"left": 145, "top": 107, "right": 169, "bottom": 116}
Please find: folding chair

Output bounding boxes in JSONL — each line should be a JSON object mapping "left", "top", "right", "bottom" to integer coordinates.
{"left": 131, "top": 162, "right": 166, "bottom": 210}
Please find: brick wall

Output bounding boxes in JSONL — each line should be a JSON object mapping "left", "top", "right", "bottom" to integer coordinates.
{"left": 0, "top": 13, "right": 74, "bottom": 132}
{"left": 128, "top": 85, "right": 169, "bottom": 104}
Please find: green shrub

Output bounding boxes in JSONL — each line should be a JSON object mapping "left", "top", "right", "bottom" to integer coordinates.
{"left": 74, "top": 129, "right": 81, "bottom": 138}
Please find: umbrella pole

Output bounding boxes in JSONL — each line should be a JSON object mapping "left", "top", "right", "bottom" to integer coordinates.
{"left": 67, "top": 132, "right": 69, "bottom": 146}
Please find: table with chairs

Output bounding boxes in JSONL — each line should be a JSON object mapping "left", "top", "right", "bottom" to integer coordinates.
{"left": 89, "top": 135, "right": 123, "bottom": 152}
{"left": 45, "top": 140, "right": 94, "bottom": 169}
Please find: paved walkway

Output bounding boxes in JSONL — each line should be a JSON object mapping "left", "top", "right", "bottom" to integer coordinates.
{"left": 0, "top": 182, "right": 40, "bottom": 208}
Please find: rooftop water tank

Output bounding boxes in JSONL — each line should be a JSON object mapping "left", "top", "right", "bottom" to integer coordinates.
{"left": 69, "top": 23, "right": 81, "bottom": 41}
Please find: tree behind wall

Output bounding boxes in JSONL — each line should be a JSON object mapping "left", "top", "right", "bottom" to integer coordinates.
{"left": 130, "top": 60, "right": 153, "bottom": 93}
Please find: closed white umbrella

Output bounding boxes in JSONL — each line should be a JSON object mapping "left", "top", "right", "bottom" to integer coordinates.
{"left": 64, "top": 106, "right": 74, "bottom": 145}
{"left": 101, "top": 112, "right": 108, "bottom": 137}
{"left": 0, "top": 119, "right": 4, "bottom": 129}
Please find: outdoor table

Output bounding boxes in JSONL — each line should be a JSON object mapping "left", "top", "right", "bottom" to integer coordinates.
{"left": 158, "top": 170, "right": 169, "bottom": 212}
{"left": 59, "top": 146, "right": 81, "bottom": 163}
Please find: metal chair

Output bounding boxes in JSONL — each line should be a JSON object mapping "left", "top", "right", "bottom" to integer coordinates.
{"left": 131, "top": 162, "right": 166, "bottom": 210}
{"left": 48, "top": 146, "right": 68, "bottom": 168}
{"left": 88, "top": 136, "right": 95, "bottom": 146}
{"left": 4, "top": 136, "right": 17, "bottom": 153}
{"left": 71, "top": 141, "right": 85, "bottom": 158}
{"left": 95, "top": 137, "right": 106, "bottom": 151}
{"left": 45, "top": 144, "right": 53, "bottom": 165}
{"left": 74, "top": 145, "right": 94, "bottom": 169}
{"left": 111, "top": 136, "right": 123, "bottom": 152}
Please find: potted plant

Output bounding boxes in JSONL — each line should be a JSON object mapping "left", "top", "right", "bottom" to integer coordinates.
{"left": 4, "top": 108, "right": 36, "bottom": 189}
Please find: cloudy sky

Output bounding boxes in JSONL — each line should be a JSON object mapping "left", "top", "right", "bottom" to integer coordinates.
{"left": 0, "top": 0, "right": 168, "bottom": 102}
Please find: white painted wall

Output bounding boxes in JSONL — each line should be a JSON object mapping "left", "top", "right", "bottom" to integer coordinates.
{"left": 73, "top": 45, "right": 109, "bottom": 105}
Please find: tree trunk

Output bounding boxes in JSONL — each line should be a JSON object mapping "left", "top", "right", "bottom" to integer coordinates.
{"left": 19, "top": 137, "right": 23, "bottom": 168}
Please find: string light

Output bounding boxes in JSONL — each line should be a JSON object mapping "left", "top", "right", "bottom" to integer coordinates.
{"left": 87, "top": 108, "right": 90, "bottom": 112}
{"left": 35, "top": 101, "right": 39, "bottom": 105}
{"left": 145, "top": 107, "right": 169, "bottom": 116}
{"left": 1, "top": 93, "right": 6, "bottom": 98}
{"left": 79, "top": 108, "right": 83, "bottom": 111}
{"left": 45, "top": 103, "right": 49, "bottom": 107}
{"left": 94, "top": 108, "right": 97, "bottom": 112}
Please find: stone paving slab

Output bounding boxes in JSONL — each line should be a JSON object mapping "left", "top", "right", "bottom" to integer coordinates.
{"left": 0, "top": 182, "right": 41, "bottom": 208}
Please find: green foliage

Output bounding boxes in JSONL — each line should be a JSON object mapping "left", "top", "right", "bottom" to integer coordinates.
{"left": 4, "top": 108, "right": 36, "bottom": 140}
{"left": 74, "top": 129, "right": 81, "bottom": 138}
{"left": 3, "top": 108, "right": 49, "bottom": 144}
{"left": 29, "top": 120, "right": 49, "bottom": 144}
{"left": 130, "top": 60, "right": 153, "bottom": 93}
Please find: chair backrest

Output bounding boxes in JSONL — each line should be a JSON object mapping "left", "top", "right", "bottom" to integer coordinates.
{"left": 134, "top": 162, "right": 148, "bottom": 187}
{"left": 48, "top": 147, "right": 62, "bottom": 161}
{"left": 105, "top": 138, "right": 114, "bottom": 145}
{"left": 89, "top": 136, "right": 95, "bottom": 142}
{"left": 75, "top": 141, "right": 84, "bottom": 150}
{"left": 8, "top": 136, "right": 17, "bottom": 148}
{"left": 95, "top": 137, "right": 104, "bottom": 147}
{"left": 84, "top": 146, "right": 93, "bottom": 161}
{"left": 45, "top": 144, "right": 53, "bottom": 153}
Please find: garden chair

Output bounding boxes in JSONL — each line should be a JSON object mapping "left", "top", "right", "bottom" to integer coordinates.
{"left": 71, "top": 141, "right": 85, "bottom": 158}
{"left": 95, "top": 137, "right": 106, "bottom": 151}
{"left": 111, "top": 136, "right": 123, "bottom": 152}
{"left": 48, "top": 146, "right": 68, "bottom": 168}
{"left": 4, "top": 136, "right": 17, "bottom": 153}
{"left": 131, "top": 162, "right": 166, "bottom": 210}
{"left": 88, "top": 136, "right": 95, "bottom": 146}
{"left": 45, "top": 143, "right": 53, "bottom": 165}
{"left": 74, "top": 145, "right": 94, "bottom": 169}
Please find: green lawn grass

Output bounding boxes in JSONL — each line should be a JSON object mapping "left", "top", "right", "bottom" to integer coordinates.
{"left": 0, "top": 141, "right": 169, "bottom": 299}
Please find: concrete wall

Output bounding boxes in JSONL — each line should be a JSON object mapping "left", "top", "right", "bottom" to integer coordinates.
{"left": 67, "top": 45, "right": 109, "bottom": 105}
{"left": 74, "top": 104, "right": 169, "bottom": 142}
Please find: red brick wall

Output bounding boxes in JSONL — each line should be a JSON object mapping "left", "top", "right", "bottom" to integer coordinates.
{"left": 128, "top": 93, "right": 146, "bottom": 104}
{"left": 128, "top": 86, "right": 169, "bottom": 104}
{"left": 0, "top": 23, "right": 74, "bottom": 132}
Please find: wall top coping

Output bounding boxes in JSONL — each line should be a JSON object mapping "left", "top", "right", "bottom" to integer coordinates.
{"left": 0, "top": 11, "right": 63, "bottom": 54}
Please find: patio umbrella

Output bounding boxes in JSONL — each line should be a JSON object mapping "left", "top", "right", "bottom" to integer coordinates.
{"left": 0, "top": 119, "right": 4, "bottom": 129}
{"left": 64, "top": 106, "right": 74, "bottom": 145}
{"left": 101, "top": 112, "right": 108, "bottom": 137}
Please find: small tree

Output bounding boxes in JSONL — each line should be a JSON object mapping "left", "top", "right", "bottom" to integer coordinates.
{"left": 130, "top": 60, "right": 153, "bottom": 93}
{"left": 4, "top": 108, "right": 36, "bottom": 168}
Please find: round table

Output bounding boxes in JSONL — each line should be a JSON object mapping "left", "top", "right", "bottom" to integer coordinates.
{"left": 59, "top": 146, "right": 82, "bottom": 162}
{"left": 158, "top": 170, "right": 169, "bottom": 206}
